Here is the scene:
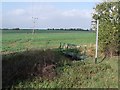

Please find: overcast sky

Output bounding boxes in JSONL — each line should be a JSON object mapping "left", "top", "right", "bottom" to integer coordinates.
{"left": 2, "top": 2, "right": 98, "bottom": 29}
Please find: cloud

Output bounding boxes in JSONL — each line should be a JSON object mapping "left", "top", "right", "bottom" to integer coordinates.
{"left": 2, "top": 4, "right": 93, "bottom": 29}
{"left": 62, "top": 9, "right": 81, "bottom": 17}
{"left": 8, "top": 9, "right": 26, "bottom": 15}
{"left": 61, "top": 9, "right": 92, "bottom": 18}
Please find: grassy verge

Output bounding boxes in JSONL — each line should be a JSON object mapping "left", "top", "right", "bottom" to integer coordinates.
{"left": 2, "top": 49, "right": 118, "bottom": 88}
{"left": 14, "top": 57, "right": 118, "bottom": 88}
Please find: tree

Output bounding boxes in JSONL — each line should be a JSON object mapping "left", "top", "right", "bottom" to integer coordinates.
{"left": 13, "top": 28, "right": 20, "bottom": 30}
{"left": 93, "top": 1, "right": 120, "bottom": 57}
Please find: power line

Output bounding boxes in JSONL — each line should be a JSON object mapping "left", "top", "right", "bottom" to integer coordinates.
{"left": 32, "top": 17, "right": 38, "bottom": 34}
{"left": 31, "top": 2, "right": 38, "bottom": 34}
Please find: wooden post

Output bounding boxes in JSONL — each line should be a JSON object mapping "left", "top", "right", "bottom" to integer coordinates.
{"left": 59, "top": 42, "right": 62, "bottom": 49}
{"left": 95, "top": 20, "right": 99, "bottom": 64}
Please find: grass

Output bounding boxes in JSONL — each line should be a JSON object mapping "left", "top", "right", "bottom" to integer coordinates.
{"left": 2, "top": 30, "right": 95, "bottom": 53}
{"left": 14, "top": 57, "right": 118, "bottom": 88}
{"left": 2, "top": 49, "right": 118, "bottom": 88}
{"left": 2, "top": 30, "right": 118, "bottom": 89}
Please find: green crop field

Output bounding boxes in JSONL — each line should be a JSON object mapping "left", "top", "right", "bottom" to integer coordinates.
{"left": 2, "top": 30, "right": 95, "bottom": 53}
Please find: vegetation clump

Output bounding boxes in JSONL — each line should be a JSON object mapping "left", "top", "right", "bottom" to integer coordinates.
{"left": 2, "top": 49, "right": 118, "bottom": 88}
{"left": 93, "top": 1, "right": 120, "bottom": 57}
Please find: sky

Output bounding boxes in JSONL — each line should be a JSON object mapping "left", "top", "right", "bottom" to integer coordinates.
{"left": 2, "top": 2, "right": 98, "bottom": 29}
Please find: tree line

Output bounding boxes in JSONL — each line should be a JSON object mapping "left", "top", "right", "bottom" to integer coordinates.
{"left": 2, "top": 28, "right": 20, "bottom": 30}
{"left": 47, "top": 28, "right": 89, "bottom": 31}
{"left": 2, "top": 28, "right": 90, "bottom": 31}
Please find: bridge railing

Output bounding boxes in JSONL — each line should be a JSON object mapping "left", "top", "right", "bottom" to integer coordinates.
{"left": 59, "top": 42, "right": 87, "bottom": 60}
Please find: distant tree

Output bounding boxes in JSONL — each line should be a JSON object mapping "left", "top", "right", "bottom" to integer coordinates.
{"left": 86, "top": 29, "right": 89, "bottom": 31}
{"left": 13, "top": 28, "right": 20, "bottom": 30}
{"left": 60, "top": 28, "right": 63, "bottom": 30}
{"left": 2, "top": 28, "right": 9, "bottom": 30}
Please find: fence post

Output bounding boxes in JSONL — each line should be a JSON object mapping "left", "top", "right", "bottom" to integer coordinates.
{"left": 95, "top": 20, "right": 99, "bottom": 64}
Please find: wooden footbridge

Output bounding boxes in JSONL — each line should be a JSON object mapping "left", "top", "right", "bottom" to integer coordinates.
{"left": 59, "top": 42, "right": 87, "bottom": 60}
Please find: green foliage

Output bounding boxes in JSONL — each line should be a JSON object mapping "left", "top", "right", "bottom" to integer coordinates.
{"left": 93, "top": 1, "right": 120, "bottom": 56}
{"left": 2, "top": 48, "right": 118, "bottom": 88}
{"left": 2, "top": 49, "right": 71, "bottom": 88}
{"left": 13, "top": 57, "right": 118, "bottom": 88}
